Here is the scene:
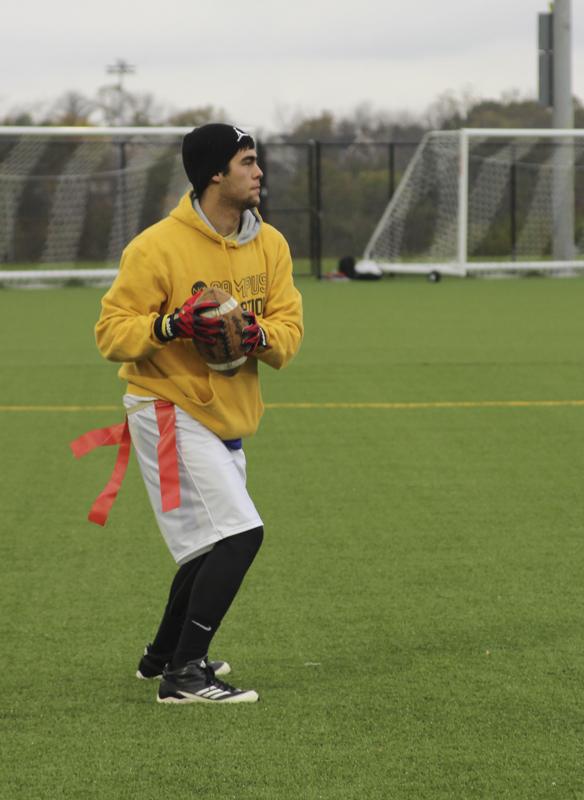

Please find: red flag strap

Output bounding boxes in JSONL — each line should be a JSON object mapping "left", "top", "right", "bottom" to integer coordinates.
{"left": 70, "top": 400, "right": 181, "bottom": 526}
{"left": 70, "top": 421, "right": 127, "bottom": 458}
{"left": 90, "top": 421, "right": 131, "bottom": 526}
{"left": 154, "top": 401, "right": 181, "bottom": 513}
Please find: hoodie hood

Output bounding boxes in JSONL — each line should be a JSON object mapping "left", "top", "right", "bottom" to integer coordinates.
{"left": 193, "top": 197, "right": 261, "bottom": 246}
{"left": 168, "top": 192, "right": 261, "bottom": 247}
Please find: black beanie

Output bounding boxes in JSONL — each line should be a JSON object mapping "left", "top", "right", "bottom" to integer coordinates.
{"left": 182, "top": 123, "right": 256, "bottom": 197}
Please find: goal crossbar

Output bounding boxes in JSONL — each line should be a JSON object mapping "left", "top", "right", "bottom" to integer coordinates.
{"left": 0, "top": 126, "right": 194, "bottom": 137}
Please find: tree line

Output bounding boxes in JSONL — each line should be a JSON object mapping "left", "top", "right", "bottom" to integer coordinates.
{"left": 2, "top": 87, "right": 583, "bottom": 265}
{"left": 3, "top": 84, "right": 584, "bottom": 139}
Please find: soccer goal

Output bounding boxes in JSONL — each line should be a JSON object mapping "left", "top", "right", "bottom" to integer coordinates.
{"left": 357, "top": 128, "right": 584, "bottom": 279}
{"left": 0, "top": 126, "right": 193, "bottom": 286}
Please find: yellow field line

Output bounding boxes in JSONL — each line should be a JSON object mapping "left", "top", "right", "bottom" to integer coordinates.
{"left": 0, "top": 400, "right": 584, "bottom": 412}
{"left": 0, "top": 405, "right": 120, "bottom": 412}
{"left": 266, "top": 400, "right": 584, "bottom": 409}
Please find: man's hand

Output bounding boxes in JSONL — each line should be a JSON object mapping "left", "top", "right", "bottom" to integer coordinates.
{"left": 242, "top": 310, "right": 268, "bottom": 353}
{"left": 155, "top": 292, "right": 223, "bottom": 343}
{"left": 191, "top": 300, "right": 225, "bottom": 345}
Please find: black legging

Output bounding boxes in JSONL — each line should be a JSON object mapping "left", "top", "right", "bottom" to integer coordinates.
{"left": 151, "top": 526, "right": 264, "bottom": 665}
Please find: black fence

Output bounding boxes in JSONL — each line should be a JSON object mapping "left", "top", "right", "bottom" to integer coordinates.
{"left": 0, "top": 135, "right": 419, "bottom": 273}
{"left": 4, "top": 135, "right": 584, "bottom": 274}
{"left": 258, "top": 141, "right": 419, "bottom": 276}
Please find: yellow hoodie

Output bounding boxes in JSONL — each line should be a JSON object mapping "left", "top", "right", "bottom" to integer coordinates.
{"left": 95, "top": 193, "right": 303, "bottom": 440}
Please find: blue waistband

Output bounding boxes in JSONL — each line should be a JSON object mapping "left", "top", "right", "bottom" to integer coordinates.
{"left": 223, "top": 438, "right": 243, "bottom": 451}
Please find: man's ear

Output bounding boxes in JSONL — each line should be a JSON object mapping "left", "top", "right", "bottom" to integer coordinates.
{"left": 209, "top": 172, "right": 223, "bottom": 186}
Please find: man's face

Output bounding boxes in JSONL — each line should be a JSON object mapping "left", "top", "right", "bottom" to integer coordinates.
{"left": 217, "top": 148, "right": 263, "bottom": 210}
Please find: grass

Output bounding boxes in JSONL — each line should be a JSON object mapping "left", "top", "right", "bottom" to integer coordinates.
{"left": 1, "top": 275, "right": 584, "bottom": 799}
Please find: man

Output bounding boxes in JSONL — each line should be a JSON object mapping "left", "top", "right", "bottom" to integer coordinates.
{"left": 94, "top": 123, "right": 303, "bottom": 704}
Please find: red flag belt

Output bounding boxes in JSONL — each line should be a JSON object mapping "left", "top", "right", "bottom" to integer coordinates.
{"left": 70, "top": 400, "right": 181, "bottom": 526}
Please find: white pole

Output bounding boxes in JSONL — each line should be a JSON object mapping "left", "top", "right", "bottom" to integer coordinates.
{"left": 457, "top": 129, "right": 469, "bottom": 271}
{"left": 552, "top": 0, "right": 575, "bottom": 260}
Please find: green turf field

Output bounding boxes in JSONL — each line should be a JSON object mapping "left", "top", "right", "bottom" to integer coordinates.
{"left": 2, "top": 275, "right": 584, "bottom": 799}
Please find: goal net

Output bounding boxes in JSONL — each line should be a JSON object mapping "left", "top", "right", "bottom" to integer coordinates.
{"left": 0, "top": 126, "right": 193, "bottom": 286}
{"left": 358, "top": 128, "right": 584, "bottom": 278}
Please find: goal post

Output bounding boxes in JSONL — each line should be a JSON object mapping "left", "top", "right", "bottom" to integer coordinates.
{"left": 358, "top": 128, "right": 584, "bottom": 278}
{"left": 0, "top": 126, "right": 193, "bottom": 286}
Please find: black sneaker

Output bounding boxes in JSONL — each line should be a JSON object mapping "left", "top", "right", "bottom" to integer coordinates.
{"left": 136, "top": 644, "right": 231, "bottom": 680}
{"left": 157, "top": 658, "right": 259, "bottom": 704}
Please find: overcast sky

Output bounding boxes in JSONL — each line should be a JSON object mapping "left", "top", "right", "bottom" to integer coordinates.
{"left": 2, "top": 0, "right": 583, "bottom": 132}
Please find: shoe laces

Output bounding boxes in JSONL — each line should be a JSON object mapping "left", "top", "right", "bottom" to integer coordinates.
{"left": 203, "top": 664, "right": 236, "bottom": 693}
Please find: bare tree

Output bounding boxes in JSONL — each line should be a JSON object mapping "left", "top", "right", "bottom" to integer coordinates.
{"left": 125, "top": 92, "right": 165, "bottom": 126}
{"left": 165, "top": 106, "right": 226, "bottom": 127}
{"left": 47, "top": 91, "right": 94, "bottom": 126}
{"left": 424, "top": 87, "right": 479, "bottom": 130}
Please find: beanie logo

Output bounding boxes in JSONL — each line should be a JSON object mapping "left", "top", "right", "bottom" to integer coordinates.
{"left": 233, "top": 126, "right": 248, "bottom": 142}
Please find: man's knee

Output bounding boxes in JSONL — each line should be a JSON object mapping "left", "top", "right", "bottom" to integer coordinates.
{"left": 221, "top": 525, "right": 264, "bottom": 562}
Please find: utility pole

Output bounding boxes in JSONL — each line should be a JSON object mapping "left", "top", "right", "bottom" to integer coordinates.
{"left": 105, "top": 59, "right": 136, "bottom": 245}
{"left": 106, "top": 59, "right": 136, "bottom": 125}
{"left": 539, "top": 1, "right": 574, "bottom": 260}
{"left": 538, "top": 0, "right": 575, "bottom": 261}
{"left": 551, "top": 0, "right": 574, "bottom": 261}
{"left": 106, "top": 58, "right": 135, "bottom": 92}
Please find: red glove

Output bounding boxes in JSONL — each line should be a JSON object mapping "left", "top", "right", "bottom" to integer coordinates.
{"left": 191, "top": 299, "right": 225, "bottom": 345}
{"left": 155, "top": 292, "right": 223, "bottom": 343}
{"left": 242, "top": 310, "right": 268, "bottom": 353}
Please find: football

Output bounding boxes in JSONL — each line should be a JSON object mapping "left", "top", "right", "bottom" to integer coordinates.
{"left": 192, "top": 287, "right": 248, "bottom": 377}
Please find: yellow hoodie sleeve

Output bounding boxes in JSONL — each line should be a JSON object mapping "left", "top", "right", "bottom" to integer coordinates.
{"left": 95, "top": 242, "right": 168, "bottom": 363}
{"left": 256, "top": 236, "right": 303, "bottom": 370}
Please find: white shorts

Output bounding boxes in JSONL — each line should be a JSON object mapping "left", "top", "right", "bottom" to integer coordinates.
{"left": 123, "top": 394, "right": 263, "bottom": 565}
